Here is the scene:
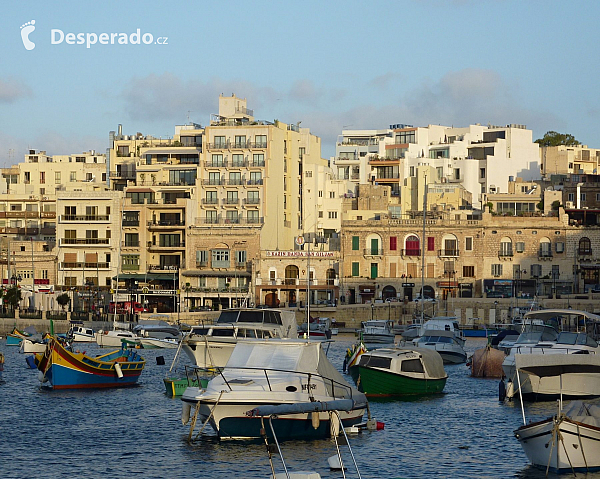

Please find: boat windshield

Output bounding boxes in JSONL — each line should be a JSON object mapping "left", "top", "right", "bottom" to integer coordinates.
{"left": 419, "top": 335, "right": 453, "bottom": 344}
{"left": 556, "top": 332, "right": 598, "bottom": 347}
{"left": 358, "top": 354, "right": 392, "bottom": 370}
{"left": 515, "top": 328, "right": 558, "bottom": 345}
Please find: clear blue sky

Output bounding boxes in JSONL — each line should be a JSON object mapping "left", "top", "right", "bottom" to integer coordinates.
{"left": 1, "top": 0, "right": 599, "bottom": 164}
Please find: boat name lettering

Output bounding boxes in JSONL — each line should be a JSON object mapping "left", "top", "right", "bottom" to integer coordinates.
{"left": 301, "top": 383, "right": 317, "bottom": 391}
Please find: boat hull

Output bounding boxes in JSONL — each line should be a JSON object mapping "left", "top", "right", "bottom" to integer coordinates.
{"left": 349, "top": 365, "right": 446, "bottom": 396}
{"left": 194, "top": 400, "right": 364, "bottom": 440}
{"left": 361, "top": 333, "right": 395, "bottom": 344}
{"left": 38, "top": 338, "right": 145, "bottom": 389}
{"left": 140, "top": 338, "right": 179, "bottom": 349}
{"left": 95, "top": 331, "right": 141, "bottom": 348}
{"left": 163, "top": 376, "right": 208, "bottom": 397}
{"left": 20, "top": 339, "right": 47, "bottom": 354}
{"left": 6, "top": 334, "right": 24, "bottom": 346}
{"left": 516, "top": 416, "right": 600, "bottom": 473}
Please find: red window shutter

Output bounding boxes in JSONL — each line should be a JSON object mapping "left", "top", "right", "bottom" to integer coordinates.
{"left": 390, "top": 236, "right": 397, "bottom": 251}
{"left": 427, "top": 237, "right": 435, "bottom": 251}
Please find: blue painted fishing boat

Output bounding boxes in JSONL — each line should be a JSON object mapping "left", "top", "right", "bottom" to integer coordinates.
{"left": 6, "top": 327, "right": 30, "bottom": 346}
{"left": 36, "top": 336, "right": 145, "bottom": 389}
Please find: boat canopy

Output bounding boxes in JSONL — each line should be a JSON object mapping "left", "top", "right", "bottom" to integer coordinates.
{"left": 515, "top": 353, "right": 600, "bottom": 378}
{"left": 225, "top": 340, "right": 362, "bottom": 400}
{"left": 214, "top": 309, "right": 298, "bottom": 337}
{"left": 368, "top": 347, "right": 446, "bottom": 379}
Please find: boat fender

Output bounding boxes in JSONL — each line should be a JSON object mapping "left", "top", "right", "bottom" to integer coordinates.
{"left": 182, "top": 403, "right": 191, "bottom": 425}
{"left": 114, "top": 362, "right": 123, "bottom": 379}
{"left": 37, "top": 371, "right": 48, "bottom": 383}
{"left": 506, "top": 378, "right": 514, "bottom": 401}
{"left": 311, "top": 411, "right": 320, "bottom": 429}
{"left": 329, "top": 415, "right": 340, "bottom": 437}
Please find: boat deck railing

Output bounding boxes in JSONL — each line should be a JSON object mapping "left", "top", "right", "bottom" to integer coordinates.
{"left": 217, "top": 365, "right": 357, "bottom": 401}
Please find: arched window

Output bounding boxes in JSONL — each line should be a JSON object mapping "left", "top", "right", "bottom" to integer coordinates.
{"left": 405, "top": 235, "right": 420, "bottom": 256}
{"left": 442, "top": 234, "right": 458, "bottom": 256}
{"left": 579, "top": 237, "right": 592, "bottom": 256}
{"left": 500, "top": 237, "right": 513, "bottom": 257}
{"left": 539, "top": 237, "right": 552, "bottom": 257}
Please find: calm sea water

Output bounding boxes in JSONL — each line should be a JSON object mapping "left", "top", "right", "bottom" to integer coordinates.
{"left": 1, "top": 336, "right": 597, "bottom": 479}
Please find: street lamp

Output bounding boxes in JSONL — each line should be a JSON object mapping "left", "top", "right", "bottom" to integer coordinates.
{"left": 371, "top": 302, "right": 374, "bottom": 321}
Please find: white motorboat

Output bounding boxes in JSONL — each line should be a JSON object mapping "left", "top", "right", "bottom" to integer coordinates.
{"left": 298, "top": 317, "right": 332, "bottom": 340}
{"left": 68, "top": 323, "right": 96, "bottom": 342}
{"left": 133, "top": 318, "right": 181, "bottom": 340}
{"left": 181, "top": 340, "right": 367, "bottom": 440}
{"left": 139, "top": 337, "right": 179, "bottom": 349}
{"left": 514, "top": 356, "right": 600, "bottom": 473}
{"left": 95, "top": 329, "right": 141, "bottom": 348}
{"left": 359, "top": 320, "right": 395, "bottom": 343}
{"left": 181, "top": 308, "right": 298, "bottom": 368}
{"left": 503, "top": 310, "right": 600, "bottom": 399}
{"left": 411, "top": 330, "right": 467, "bottom": 364}
{"left": 20, "top": 337, "right": 47, "bottom": 354}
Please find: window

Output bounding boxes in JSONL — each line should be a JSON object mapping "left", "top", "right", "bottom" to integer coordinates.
{"left": 252, "top": 154, "right": 265, "bottom": 167}
{"left": 465, "top": 237, "right": 473, "bottom": 251}
{"left": 206, "top": 210, "right": 218, "bottom": 224}
{"left": 556, "top": 242, "right": 564, "bottom": 253}
{"left": 249, "top": 171, "right": 262, "bottom": 185}
{"left": 540, "top": 238, "right": 552, "bottom": 257}
{"left": 530, "top": 264, "right": 542, "bottom": 278}
{"left": 516, "top": 242, "right": 525, "bottom": 253}
{"left": 40, "top": 172, "right": 45, "bottom": 184}
{"left": 329, "top": 191, "right": 335, "bottom": 198}
{"left": 427, "top": 237, "right": 435, "bottom": 251}
{"left": 405, "top": 235, "right": 420, "bottom": 256}
{"left": 463, "top": 266, "right": 475, "bottom": 277}
{"left": 211, "top": 154, "right": 224, "bottom": 167}
{"left": 236, "top": 250, "right": 247, "bottom": 265}
{"left": 86, "top": 173, "right": 93, "bottom": 181}
{"left": 225, "top": 210, "right": 239, "bottom": 223}
{"left": 122, "top": 255, "right": 140, "bottom": 270}
{"left": 500, "top": 237, "right": 513, "bottom": 256}
{"left": 169, "top": 170, "right": 197, "bottom": 185}
{"left": 491, "top": 264, "right": 503, "bottom": 276}
{"left": 255, "top": 135, "right": 267, "bottom": 148}
{"left": 579, "top": 237, "right": 592, "bottom": 255}
{"left": 213, "top": 136, "right": 227, "bottom": 148}
{"left": 234, "top": 135, "right": 246, "bottom": 148}
{"left": 247, "top": 191, "right": 259, "bottom": 205}
{"left": 480, "top": 168, "right": 485, "bottom": 179}
{"left": 318, "top": 211, "right": 323, "bottom": 218}
{"left": 229, "top": 172, "right": 242, "bottom": 185}
{"left": 390, "top": 236, "right": 397, "bottom": 251}
{"left": 247, "top": 210, "right": 260, "bottom": 223}
{"left": 70, "top": 171, "right": 76, "bottom": 181}
{"left": 352, "top": 236, "right": 359, "bottom": 250}
{"left": 596, "top": 193, "right": 600, "bottom": 202}
{"left": 328, "top": 211, "right": 337, "bottom": 219}
{"left": 454, "top": 168, "right": 460, "bottom": 180}
{"left": 208, "top": 172, "right": 221, "bottom": 185}
{"left": 212, "top": 249, "right": 230, "bottom": 268}
{"left": 124, "top": 233, "right": 139, "bottom": 247}
{"left": 568, "top": 193, "right": 575, "bottom": 202}
{"left": 318, "top": 191, "right": 323, "bottom": 197}
{"left": 231, "top": 154, "right": 244, "bottom": 167}
{"left": 196, "top": 250, "right": 208, "bottom": 266}
{"left": 581, "top": 193, "right": 587, "bottom": 201}
{"left": 55, "top": 172, "right": 61, "bottom": 184}
{"left": 305, "top": 170, "right": 313, "bottom": 178}
{"left": 205, "top": 191, "right": 217, "bottom": 204}
{"left": 409, "top": 166, "right": 415, "bottom": 177}
{"left": 552, "top": 264, "right": 560, "bottom": 278}
{"left": 351, "top": 262, "right": 359, "bottom": 277}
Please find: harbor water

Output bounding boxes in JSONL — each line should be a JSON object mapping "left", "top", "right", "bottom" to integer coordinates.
{"left": 0, "top": 336, "right": 595, "bottom": 478}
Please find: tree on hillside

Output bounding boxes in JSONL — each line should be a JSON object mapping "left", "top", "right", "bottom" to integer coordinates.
{"left": 4, "top": 286, "right": 21, "bottom": 311}
{"left": 535, "top": 131, "right": 581, "bottom": 147}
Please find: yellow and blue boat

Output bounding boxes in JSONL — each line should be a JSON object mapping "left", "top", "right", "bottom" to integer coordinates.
{"left": 6, "top": 327, "right": 30, "bottom": 346}
{"left": 36, "top": 336, "right": 145, "bottom": 389}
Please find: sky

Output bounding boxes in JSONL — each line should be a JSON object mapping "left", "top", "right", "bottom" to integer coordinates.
{"left": 1, "top": 0, "right": 599, "bottom": 165}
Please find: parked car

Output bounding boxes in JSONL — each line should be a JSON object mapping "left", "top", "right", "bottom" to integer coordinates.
{"left": 413, "top": 295, "right": 436, "bottom": 303}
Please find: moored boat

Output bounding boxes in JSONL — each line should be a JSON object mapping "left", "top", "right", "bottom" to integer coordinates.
{"left": 181, "top": 340, "right": 367, "bottom": 440}
{"left": 181, "top": 308, "right": 298, "bottom": 368}
{"left": 67, "top": 322, "right": 96, "bottom": 342}
{"left": 95, "top": 329, "right": 142, "bottom": 348}
{"left": 348, "top": 347, "right": 447, "bottom": 396}
{"left": 6, "top": 327, "right": 31, "bottom": 346}
{"left": 36, "top": 336, "right": 145, "bottom": 389}
{"left": 412, "top": 329, "right": 467, "bottom": 364}
{"left": 359, "top": 320, "right": 395, "bottom": 343}
{"left": 139, "top": 337, "right": 179, "bottom": 349}
{"left": 468, "top": 345, "right": 505, "bottom": 378}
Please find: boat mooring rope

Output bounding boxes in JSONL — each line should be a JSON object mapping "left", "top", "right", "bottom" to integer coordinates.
{"left": 193, "top": 390, "right": 224, "bottom": 441}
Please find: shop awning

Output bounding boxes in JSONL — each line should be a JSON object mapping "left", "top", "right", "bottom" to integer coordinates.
{"left": 112, "top": 273, "right": 177, "bottom": 281}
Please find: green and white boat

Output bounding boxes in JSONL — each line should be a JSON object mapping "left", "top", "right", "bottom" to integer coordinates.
{"left": 348, "top": 346, "right": 447, "bottom": 397}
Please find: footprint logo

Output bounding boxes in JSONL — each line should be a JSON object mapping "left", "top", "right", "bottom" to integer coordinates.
{"left": 20, "top": 20, "right": 36, "bottom": 51}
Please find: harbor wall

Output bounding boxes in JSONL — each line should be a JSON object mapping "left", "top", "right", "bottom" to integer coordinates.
{"left": 3, "top": 296, "right": 600, "bottom": 336}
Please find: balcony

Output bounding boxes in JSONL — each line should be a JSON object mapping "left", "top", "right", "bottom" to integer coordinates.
{"left": 196, "top": 261, "right": 208, "bottom": 268}
{"left": 401, "top": 249, "right": 421, "bottom": 257}
{"left": 147, "top": 241, "right": 185, "bottom": 250}
{"left": 207, "top": 141, "right": 230, "bottom": 150}
{"left": 40, "top": 211, "right": 56, "bottom": 218}
{"left": 109, "top": 170, "right": 136, "bottom": 179}
{"left": 364, "top": 248, "right": 384, "bottom": 256}
{"left": 122, "top": 219, "right": 140, "bottom": 227}
{"left": 579, "top": 248, "right": 593, "bottom": 256}
{"left": 59, "top": 262, "right": 110, "bottom": 270}
{"left": 249, "top": 142, "right": 267, "bottom": 149}
{"left": 249, "top": 160, "right": 265, "bottom": 167}
{"left": 194, "top": 216, "right": 264, "bottom": 226}
{"left": 498, "top": 250, "right": 514, "bottom": 258}
{"left": 122, "top": 241, "right": 140, "bottom": 247}
{"left": 538, "top": 249, "right": 553, "bottom": 260}
{"left": 230, "top": 159, "right": 248, "bottom": 167}
{"left": 439, "top": 249, "right": 460, "bottom": 257}
{"left": 206, "top": 160, "right": 228, "bottom": 168}
{"left": 121, "top": 264, "right": 140, "bottom": 271}
{"left": 247, "top": 179, "right": 264, "bottom": 185}
{"left": 202, "top": 179, "right": 224, "bottom": 186}
{"left": 60, "top": 238, "right": 110, "bottom": 246}
{"left": 59, "top": 215, "right": 110, "bottom": 222}
{"left": 235, "top": 261, "right": 249, "bottom": 269}
{"left": 243, "top": 198, "right": 260, "bottom": 205}
{"left": 202, "top": 198, "right": 219, "bottom": 205}
{"left": 224, "top": 179, "right": 245, "bottom": 186}
{"left": 147, "top": 220, "right": 185, "bottom": 228}
{"left": 223, "top": 198, "right": 240, "bottom": 205}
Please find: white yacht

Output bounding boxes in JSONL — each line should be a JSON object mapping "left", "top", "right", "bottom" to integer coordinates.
{"left": 68, "top": 323, "right": 96, "bottom": 342}
{"left": 181, "top": 308, "right": 298, "bottom": 368}
{"left": 181, "top": 340, "right": 367, "bottom": 440}
{"left": 411, "top": 329, "right": 467, "bottom": 364}
{"left": 503, "top": 309, "right": 600, "bottom": 399}
{"left": 360, "top": 320, "right": 395, "bottom": 343}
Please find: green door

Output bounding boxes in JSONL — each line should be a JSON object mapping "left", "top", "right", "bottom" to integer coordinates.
{"left": 370, "top": 238, "right": 379, "bottom": 255}
{"left": 370, "top": 263, "right": 378, "bottom": 279}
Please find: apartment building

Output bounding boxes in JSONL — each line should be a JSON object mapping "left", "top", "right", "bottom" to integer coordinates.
{"left": 541, "top": 145, "right": 600, "bottom": 177}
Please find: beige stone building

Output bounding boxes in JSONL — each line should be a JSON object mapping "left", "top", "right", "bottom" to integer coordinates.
{"left": 541, "top": 145, "right": 600, "bottom": 177}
